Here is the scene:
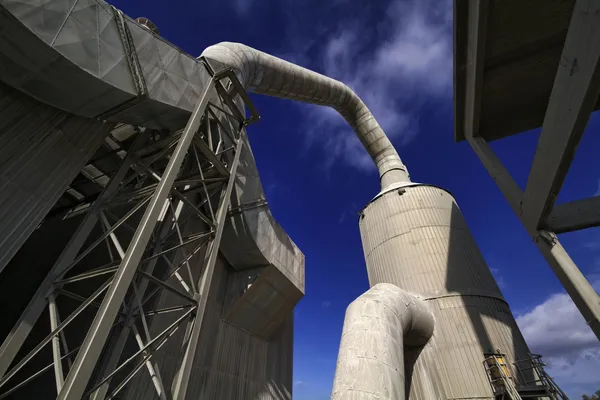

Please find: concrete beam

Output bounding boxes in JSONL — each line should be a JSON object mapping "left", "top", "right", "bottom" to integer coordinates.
{"left": 467, "top": 136, "right": 523, "bottom": 215}
{"left": 521, "top": 0, "right": 600, "bottom": 232}
{"left": 547, "top": 196, "right": 600, "bottom": 233}
{"left": 463, "top": 0, "right": 489, "bottom": 139}
{"left": 535, "top": 231, "right": 600, "bottom": 340}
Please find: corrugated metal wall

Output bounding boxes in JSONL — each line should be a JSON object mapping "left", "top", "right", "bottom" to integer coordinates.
{"left": 360, "top": 185, "right": 531, "bottom": 399}
{"left": 1, "top": 209, "right": 294, "bottom": 399}
{"left": 124, "top": 251, "right": 294, "bottom": 400}
{"left": 0, "top": 81, "right": 112, "bottom": 274}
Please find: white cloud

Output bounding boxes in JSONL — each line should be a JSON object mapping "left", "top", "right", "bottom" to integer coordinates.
{"left": 231, "top": 0, "right": 254, "bottom": 16}
{"left": 516, "top": 282, "right": 600, "bottom": 397}
{"left": 583, "top": 241, "right": 600, "bottom": 250}
{"left": 294, "top": 380, "right": 306, "bottom": 386}
{"left": 301, "top": 0, "right": 452, "bottom": 171}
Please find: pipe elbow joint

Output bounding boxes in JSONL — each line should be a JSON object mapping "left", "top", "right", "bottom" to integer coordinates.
{"left": 347, "top": 283, "right": 433, "bottom": 347}
{"left": 332, "top": 283, "right": 433, "bottom": 400}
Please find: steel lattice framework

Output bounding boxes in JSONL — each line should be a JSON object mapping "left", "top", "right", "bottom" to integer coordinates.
{"left": 0, "top": 67, "right": 259, "bottom": 400}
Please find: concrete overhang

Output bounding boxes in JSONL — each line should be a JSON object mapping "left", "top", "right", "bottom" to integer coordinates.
{"left": 453, "top": 0, "right": 600, "bottom": 142}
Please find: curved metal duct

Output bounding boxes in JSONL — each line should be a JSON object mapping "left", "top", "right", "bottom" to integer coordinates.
{"left": 331, "top": 283, "right": 434, "bottom": 400}
{"left": 201, "top": 42, "right": 409, "bottom": 190}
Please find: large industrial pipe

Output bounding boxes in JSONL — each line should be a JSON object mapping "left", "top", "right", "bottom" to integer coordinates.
{"left": 331, "top": 284, "right": 434, "bottom": 400}
{"left": 201, "top": 43, "right": 409, "bottom": 189}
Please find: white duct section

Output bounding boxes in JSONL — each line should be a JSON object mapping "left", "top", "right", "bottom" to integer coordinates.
{"left": 201, "top": 43, "right": 409, "bottom": 189}
{"left": 331, "top": 283, "right": 434, "bottom": 400}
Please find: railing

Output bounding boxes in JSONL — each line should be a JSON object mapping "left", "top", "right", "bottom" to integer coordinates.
{"left": 514, "top": 353, "right": 569, "bottom": 400}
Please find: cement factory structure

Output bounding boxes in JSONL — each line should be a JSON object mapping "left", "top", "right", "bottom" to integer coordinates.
{"left": 0, "top": 0, "right": 596, "bottom": 399}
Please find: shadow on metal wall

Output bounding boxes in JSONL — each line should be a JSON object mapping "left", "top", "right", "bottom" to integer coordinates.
{"left": 444, "top": 202, "right": 533, "bottom": 389}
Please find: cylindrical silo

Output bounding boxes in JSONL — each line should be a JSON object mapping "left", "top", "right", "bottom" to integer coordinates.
{"left": 359, "top": 183, "right": 531, "bottom": 399}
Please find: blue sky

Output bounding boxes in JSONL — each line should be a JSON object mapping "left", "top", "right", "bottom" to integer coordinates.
{"left": 111, "top": 0, "right": 600, "bottom": 398}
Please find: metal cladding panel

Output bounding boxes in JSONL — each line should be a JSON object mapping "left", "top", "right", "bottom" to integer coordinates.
{"left": 0, "top": 0, "right": 136, "bottom": 117}
{"left": 221, "top": 132, "right": 304, "bottom": 294}
{"left": 124, "top": 255, "right": 293, "bottom": 400}
{"left": 0, "top": 0, "right": 212, "bottom": 130}
{"left": 224, "top": 265, "right": 303, "bottom": 340}
{"left": 0, "top": 81, "right": 111, "bottom": 274}
{"left": 359, "top": 185, "right": 531, "bottom": 399}
{"left": 360, "top": 185, "right": 503, "bottom": 298}
{"left": 126, "top": 15, "right": 206, "bottom": 111}
{"left": 410, "top": 296, "right": 531, "bottom": 399}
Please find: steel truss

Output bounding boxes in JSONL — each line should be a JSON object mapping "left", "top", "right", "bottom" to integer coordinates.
{"left": 0, "top": 67, "right": 259, "bottom": 399}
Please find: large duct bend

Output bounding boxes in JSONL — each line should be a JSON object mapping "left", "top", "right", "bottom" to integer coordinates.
{"left": 201, "top": 42, "right": 409, "bottom": 189}
{"left": 331, "top": 283, "right": 434, "bottom": 400}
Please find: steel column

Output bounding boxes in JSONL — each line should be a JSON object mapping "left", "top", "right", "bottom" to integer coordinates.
{"left": 48, "top": 294, "right": 65, "bottom": 393}
{"left": 171, "top": 130, "right": 245, "bottom": 400}
{"left": 521, "top": 0, "right": 600, "bottom": 231}
{"left": 57, "top": 80, "right": 216, "bottom": 400}
{"left": 535, "top": 231, "right": 600, "bottom": 339}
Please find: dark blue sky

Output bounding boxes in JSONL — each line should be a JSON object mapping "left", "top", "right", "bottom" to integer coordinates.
{"left": 111, "top": 0, "right": 600, "bottom": 397}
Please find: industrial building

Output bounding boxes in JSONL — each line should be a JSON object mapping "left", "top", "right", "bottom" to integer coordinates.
{"left": 0, "top": 0, "right": 595, "bottom": 399}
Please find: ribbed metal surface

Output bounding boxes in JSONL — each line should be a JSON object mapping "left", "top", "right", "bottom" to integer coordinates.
{"left": 359, "top": 185, "right": 531, "bottom": 399}
{"left": 124, "top": 255, "right": 293, "bottom": 400}
{"left": 0, "top": 82, "right": 111, "bottom": 274}
{"left": 361, "top": 185, "right": 502, "bottom": 298}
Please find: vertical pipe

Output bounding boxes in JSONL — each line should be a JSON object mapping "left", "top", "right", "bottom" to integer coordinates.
{"left": 48, "top": 294, "right": 65, "bottom": 393}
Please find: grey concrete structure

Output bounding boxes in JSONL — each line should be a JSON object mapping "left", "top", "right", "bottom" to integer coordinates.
{"left": 454, "top": 0, "right": 600, "bottom": 340}
{"left": 0, "top": 2, "right": 302, "bottom": 399}
{"left": 0, "top": 1, "right": 568, "bottom": 399}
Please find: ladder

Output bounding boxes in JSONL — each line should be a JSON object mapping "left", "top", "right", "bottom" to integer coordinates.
{"left": 483, "top": 352, "right": 523, "bottom": 400}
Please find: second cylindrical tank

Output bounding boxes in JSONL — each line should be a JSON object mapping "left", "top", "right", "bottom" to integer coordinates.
{"left": 359, "top": 183, "right": 531, "bottom": 399}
